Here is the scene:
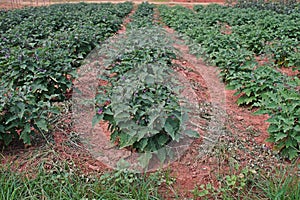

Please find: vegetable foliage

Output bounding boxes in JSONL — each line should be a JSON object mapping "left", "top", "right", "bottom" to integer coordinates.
{"left": 0, "top": 2, "right": 133, "bottom": 145}
{"left": 159, "top": 4, "right": 300, "bottom": 159}
{"left": 94, "top": 3, "right": 198, "bottom": 166}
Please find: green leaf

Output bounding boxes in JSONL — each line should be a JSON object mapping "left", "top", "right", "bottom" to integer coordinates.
{"left": 1, "top": 134, "right": 13, "bottom": 146}
{"left": 20, "top": 124, "right": 31, "bottom": 144}
{"left": 119, "top": 133, "right": 136, "bottom": 148}
{"left": 294, "top": 125, "right": 300, "bottom": 133}
{"left": 245, "top": 96, "right": 256, "bottom": 105}
{"left": 285, "top": 137, "right": 295, "bottom": 148}
{"left": 114, "top": 111, "right": 130, "bottom": 119}
{"left": 118, "top": 132, "right": 129, "bottom": 146}
{"left": 237, "top": 96, "right": 247, "bottom": 105}
{"left": 0, "top": 125, "right": 5, "bottom": 133}
{"left": 157, "top": 134, "right": 170, "bottom": 146}
{"left": 275, "top": 133, "right": 287, "bottom": 142}
{"left": 157, "top": 148, "right": 167, "bottom": 163}
{"left": 253, "top": 109, "right": 267, "bottom": 115}
{"left": 31, "top": 83, "right": 49, "bottom": 93}
{"left": 118, "top": 120, "right": 134, "bottom": 129}
{"left": 243, "top": 88, "right": 252, "bottom": 97}
{"left": 138, "top": 152, "right": 152, "bottom": 169}
{"left": 294, "top": 135, "right": 300, "bottom": 143}
{"left": 196, "top": 189, "right": 209, "bottom": 197}
{"left": 5, "top": 115, "right": 18, "bottom": 124}
{"left": 92, "top": 114, "right": 103, "bottom": 127}
{"left": 268, "top": 124, "right": 280, "bottom": 133}
{"left": 78, "top": 53, "right": 84, "bottom": 59}
{"left": 110, "top": 130, "right": 119, "bottom": 143}
{"left": 104, "top": 108, "right": 113, "bottom": 115}
{"left": 164, "top": 121, "right": 175, "bottom": 139}
{"left": 137, "top": 128, "right": 150, "bottom": 141}
{"left": 17, "top": 102, "right": 25, "bottom": 119}
{"left": 36, "top": 119, "right": 48, "bottom": 132}
{"left": 148, "top": 113, "right": 160, "bottom": 127}
{"left": 138, "top": 138, "right": 148, "bottom": 151}
{"left": 287, "top": 148, "right": 298, "bottom": 160}
{"left": 267, "top": 117, "right": 280, "bottom": 124}
{"left": 226, "top": 84, "right": 236, "bottom": 90}
{"left": 283, "top": 124, "right": 293, "bottom": 133}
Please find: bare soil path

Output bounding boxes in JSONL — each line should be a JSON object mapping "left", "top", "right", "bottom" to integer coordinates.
{"left": 156, "top": 17, "right": 278, "bottom": 199}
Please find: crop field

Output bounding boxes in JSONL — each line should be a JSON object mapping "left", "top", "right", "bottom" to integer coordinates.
{"left": 0, "top": 1, "right": 299, "bottom": 199}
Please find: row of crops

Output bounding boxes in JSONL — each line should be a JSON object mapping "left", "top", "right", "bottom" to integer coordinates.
{"left": 159, "top": 4, "right": 300, "bottom": 159}
{"left": 231, "top": 0, "right": 300, "bottom": 14}
{"left": 0, "top": 2, "right": 133, "bottom": 145}
{"left": 1, "top": 1, "right": 299, "bottom": 160}
{"left": 94, "top": 2, "right": 198, "bottom": 166}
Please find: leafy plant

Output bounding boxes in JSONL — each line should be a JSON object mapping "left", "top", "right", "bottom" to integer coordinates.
{"left": 127, "top": 1, "right": 156, "bottom": 29}
{"left": 159, "top": 3, "right": 300, "bottom": 159}
{"left": 255, "top": 87, "right": 300, "bottom": 160}
{"left": 227, "top": 66, "right": 299, "bottom": 107}
{"left": 94, "top": 3, "right": 198, "bottom": 166}
{"left": 0, "top": 2, "right": 133, "bottom": 145}
{"left": 266, "top": 37, "right": 300, "bottom": 68}
{"left": 192, "top": 167, "right": 257, "bottom": 199}
{"left": 231, "top": 0, "right": 300, "bottom": 15}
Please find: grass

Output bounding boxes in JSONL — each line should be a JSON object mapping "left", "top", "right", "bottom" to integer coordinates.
{"left": 192, "top": 162, "right": 300, "bottom": 200}
{"left": 1, "top": 150, "right": 298, "bottom": 200}
{"left": 0, "top": 165, "right": 163, "bottom": 200}
{"left": 0, "top": 142, "right": 163, "bottom": 200}
{"left": 1, "top": 132, "right": 299, "bottom": 200}
{"left": 253, "top": 164, "right": 300, "bottom": 200}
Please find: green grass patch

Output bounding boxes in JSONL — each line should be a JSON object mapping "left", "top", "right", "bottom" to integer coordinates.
{"left": 0, "top": 166, "right": 162, "bottom": 200}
